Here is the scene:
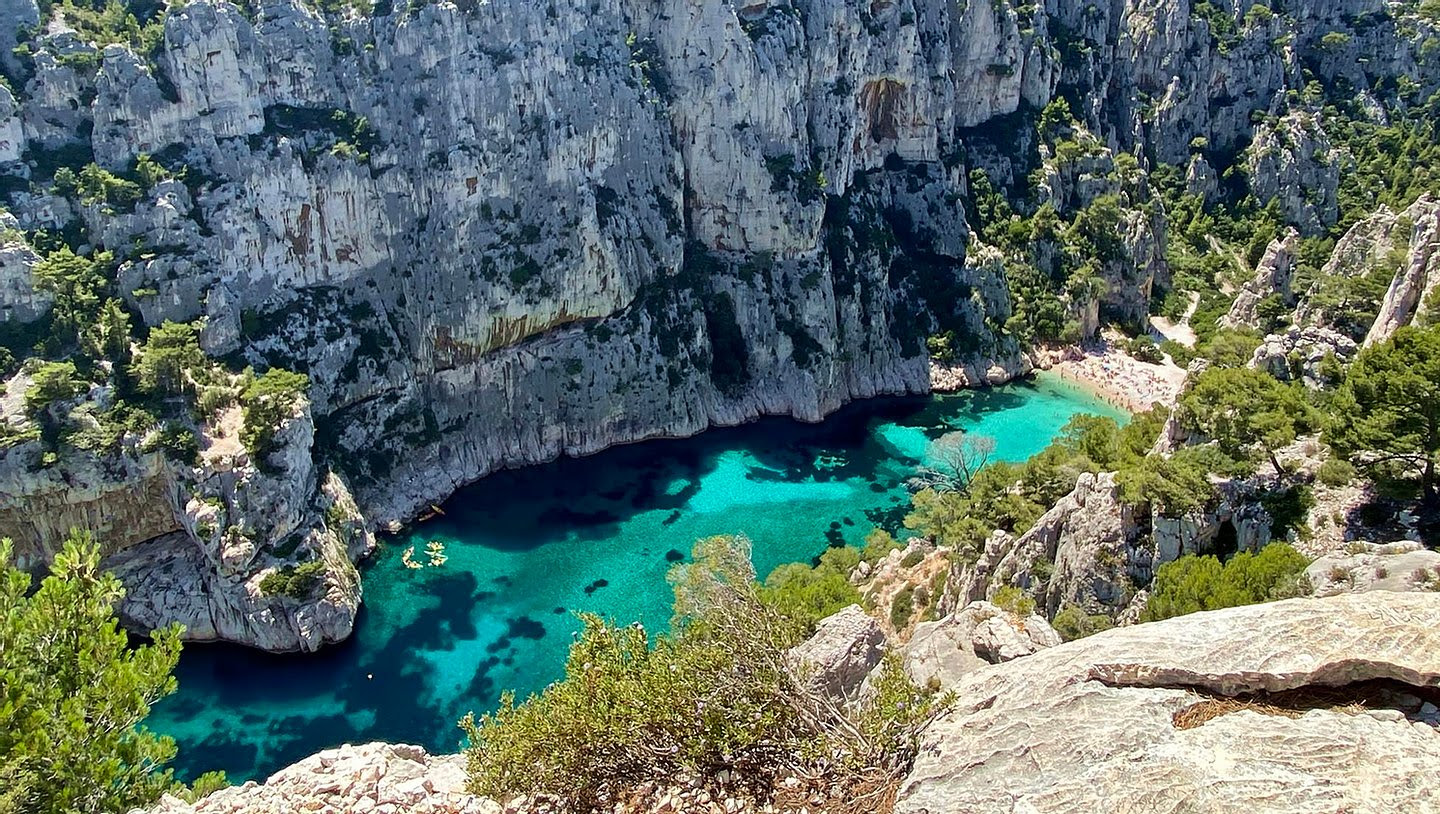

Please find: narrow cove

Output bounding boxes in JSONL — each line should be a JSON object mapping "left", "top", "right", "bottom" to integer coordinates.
{"left": 149, "top": 373, "right": 1127, "bottom": 782}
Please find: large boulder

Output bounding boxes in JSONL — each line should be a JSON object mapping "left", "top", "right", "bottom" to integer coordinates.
{"left": 787, "top": 604, "right": 887, "bottom": 704}
{"left": 1250, "top": 325, "right": 1358, "bottom": 387}
{"left": 897, "top": 592, "right": 1440, "bottom": 813}
{"left": 905, "top": 601, "right": 1061, "bottom": 689}
{"left": 946, "top": 472, "right": 1145, "bottom": 620}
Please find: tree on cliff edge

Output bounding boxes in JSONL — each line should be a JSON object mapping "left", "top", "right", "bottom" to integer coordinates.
{"left": 0, "top": 532, "right": 183, "bottom": 814}
{"left": 1328, "top": 324, "right": 1440, "bottom": 512}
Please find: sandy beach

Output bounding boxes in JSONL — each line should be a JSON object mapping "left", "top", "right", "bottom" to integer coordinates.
{"left": 1049, "top": 337, "right": 1189, "bottom": 413}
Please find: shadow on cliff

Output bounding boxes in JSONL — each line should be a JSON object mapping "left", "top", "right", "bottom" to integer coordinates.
{"left": 415, "top": 388, "right": 1035, "bottom": 550}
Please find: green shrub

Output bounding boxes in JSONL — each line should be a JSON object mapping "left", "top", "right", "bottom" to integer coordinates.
{"left": 990, "top": 585, "right": 1036, "bottom": 617}
{"left": 759, "top": 546, "right": 861, "bottom": 632}
{"left": 461, "top": 535, "right": 946, "bottom": 807}
{"left": 889, "top": 585, "right": 916, "bottom": 629}
{"left": 860, "top": 528, "right": 901, "bottom": 564}
{"left": 177, "top": 771, "right": 229, "bottom": 803}
{"left": 132, "top": 321, "right": 207, "bottom": 399}
{"left": 239, "top": 368, "right": 309, "bottom": 461}
{"left": 1127, "top": 335, "right": 1164, "bottom": 364}
{"left": 899, "top": 549, "right": 925, "bottom": 568}
{"left": 32, "top": 248, "right": 108, "bottom": 349}
{"left": 1142, "top": 543, "right": 1310, "bottom": 622}
{"left": 1050, "top": 604, "right": 1113, "bottom": 641}
{"left": 141, "top": 421, "right": 200, "bottom": 465}
{"left": 1317, "top": 457, "right": 1356, "bottom": 487}
{"left": 1195, "top": 329, "right": 1263, "bottom": 368}
{"left": 1160, "top": 339, "right": 1193, "bottom": 367}
{"left": 258, "top": 560, "right": 326, "bottom": 599}
{"left": 1260, "top": 485, "right": 1314, "bottom": 540}
{"left": 24, "top": 361, "right": 83, "bottom": 417}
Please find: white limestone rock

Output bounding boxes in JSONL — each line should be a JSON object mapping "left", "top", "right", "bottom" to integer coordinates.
{"left": 1366, "top": 195, "right": 1440, "bottom": 346}
{"left": 0, "top": 212, "right": 50, "bottom": 324}
{"left": 1250, "top": 325, "right": 1358, "bottom": 387}
{"left": 897, "top": 592, "right": 1440, "bottom": 814}
{"left": 136, "top": 742, "right": 496, "bottom": 814}
{"left": 904, "top": 600, "right": 1061, "bottom": 689}
{"left": 1245, "top": 111, "right": 1339, "bottom": 233}
{"left": 1307, "top": 541, "right": 1440, "bottom": 596}
{"left": 1222, "top": 228, "right": 1298, "bottom": 329}
{"left": 788, "top": 604, "right": 887, "bottom": 704}
{"left": 1294, "top": 195, "right": 1440, "bottom": 342}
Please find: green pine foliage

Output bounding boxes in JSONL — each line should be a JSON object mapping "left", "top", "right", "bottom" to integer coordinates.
{"left": 905, "top": 408, "right": 1167, "bottom": 560}
{"left": 1142, "top": 543, "right": 1310, "bottom": 622}
{"left": 132, "top": 321, "right": 209, "bottom": 400}
{"left": 258, "top": 559, "right": 327, "bottom": 599}
{"left": 24, "top": 360, "right": 84, "bottom": 417}
{"left": 1178, "top": 367, "right": 1319, "bottom": 474}
{"left": 31, "top": 248, "right": 108, "bottom": 350}
{"left": 0, "top": 532, "right": 183, "bottom": 814}
{"left": 759, "top": 545, "right": 862, "bottom": 633}
{"left": 1327, "top": 324, "right": 1440, "bottom": 504}
{"left": 239, "top": 368, "right": 310, "bottom": 460}
{"left": 1050, "top": 604, "right": 1114, "bottom": 641}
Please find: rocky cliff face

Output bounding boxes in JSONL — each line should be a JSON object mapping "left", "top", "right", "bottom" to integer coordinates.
{"left": 1293, "top": 195, "right": 1440, "bottom": 343}
{"left": 940, "top": 469, "right": 1284, "bottom": 623}
{"left": 0, "top": 367, "right": 371, "bottom": 651}
{"left": 1, "top": 0, "right": 1436, "bottom": 647}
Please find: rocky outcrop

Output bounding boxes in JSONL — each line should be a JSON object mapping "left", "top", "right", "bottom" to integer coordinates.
{"left": 1244, "top": 113, "right": 1339, "bottom": 234}
{"left": 1295, "top": 195, "right": 1440, "bottom": 341}
{"left": 787, "top": 603, "right": 886, "bottom": 704}
{"left": 945, "top": 472, "right": 1145, "bottom": 620}
{"left": 1250, "top": 325, "right": 1358, "bottom": 387}
{"left": 896, "top": 591, "right": 1440, "bottom": 813}
{"left": 1221, "top": 228, "right": 1297, "bottom": 329}
{"left": 0, "top": 375, "right": 370, "bottom": 651}
{"left": 943, "top": 467, "right": 1289, "bottom": 625}
{"left": 0, "top": 212, "right": 48, "bottom": 324}
{"left": 903, "top": 600, "right": 1060, "bottom": 689}
{"left": 139, "top": 743, "right": 493, "bottom": 814}
{"left": 1366, "top": 195, "right": 1440, "bottom": 346}
{"left": 1307, "top": 541, "right": 1440, "bottom": 596}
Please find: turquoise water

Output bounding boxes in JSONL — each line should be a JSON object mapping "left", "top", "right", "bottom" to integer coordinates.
{"left": 150, "top": 373, "right": 1124, "bottom": 782}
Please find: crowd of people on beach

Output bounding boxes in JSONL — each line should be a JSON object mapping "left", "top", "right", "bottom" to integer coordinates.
{"left": 1053, "top": 340, "right": 1188, "bottom": 412}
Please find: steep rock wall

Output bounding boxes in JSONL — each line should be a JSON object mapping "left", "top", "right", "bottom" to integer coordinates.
{"left": 0, "top": 0, "right": 1435, "bottom": 648}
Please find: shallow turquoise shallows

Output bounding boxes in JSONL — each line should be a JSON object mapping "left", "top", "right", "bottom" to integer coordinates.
{"left": 150, "top": 372, "right": 1125, "bottom": 782}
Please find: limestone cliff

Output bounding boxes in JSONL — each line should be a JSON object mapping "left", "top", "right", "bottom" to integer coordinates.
{"left": 0, "top": 0, "right": 1436, "bottom": 648}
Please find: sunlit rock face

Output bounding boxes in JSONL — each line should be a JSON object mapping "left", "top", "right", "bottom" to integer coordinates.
{"left": 2, "top": 0, "right": 1436, "bottom": 647}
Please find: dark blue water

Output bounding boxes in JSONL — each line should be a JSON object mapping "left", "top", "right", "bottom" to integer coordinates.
{"left": 150, "top": 374, "right": 1125, "bottom": 782}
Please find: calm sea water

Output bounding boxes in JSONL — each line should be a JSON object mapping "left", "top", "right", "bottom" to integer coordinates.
{"left": 150, "top": 373, "right": 1124, "bottom": 782}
